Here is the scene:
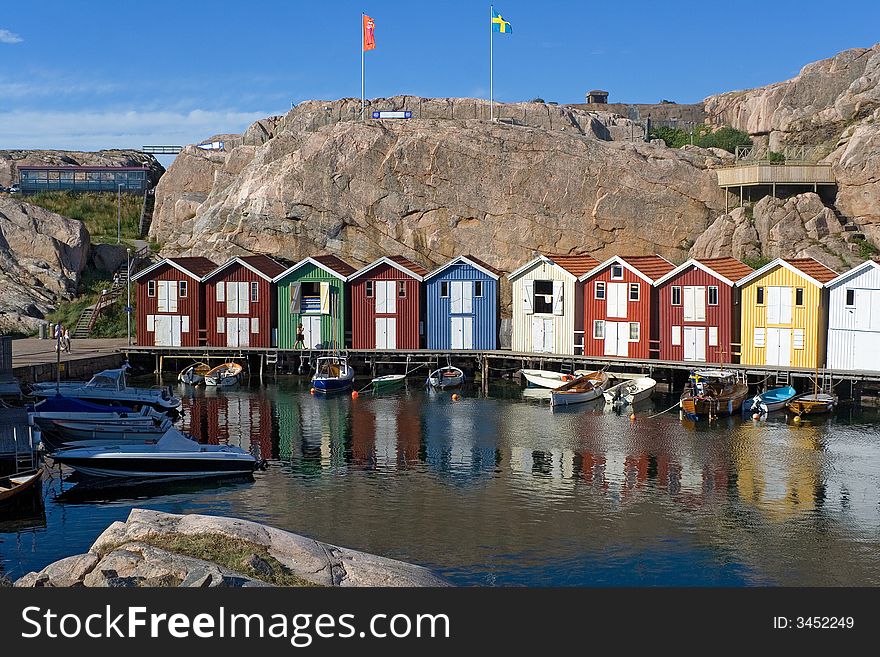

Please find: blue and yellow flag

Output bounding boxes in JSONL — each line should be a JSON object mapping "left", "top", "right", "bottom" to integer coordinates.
{"left": 491, "top": 9, "right": 512, "bottom": 34}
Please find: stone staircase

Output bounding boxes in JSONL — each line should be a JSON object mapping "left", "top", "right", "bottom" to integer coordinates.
{"left": 831, "top": 206, "right": 868, "bottom": 253}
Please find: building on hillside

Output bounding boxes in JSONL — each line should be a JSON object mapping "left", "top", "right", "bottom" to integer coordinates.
{"left": 825, "top": 259, "right": 880, "bottom": 371}
{"left": 272, "top": 255, "right": 355, "bottom": 350}
{"left": 508, "top": 254, "right": 600, "bottom": 355}
{"left": 18, "top": 165, "right": 151, "bottom": 194}
{"left": 132, "top": 257, "right": 216, "bottom": 347}
{"left": 586, "top": 90, "right": 609, "bottom": 104}
{"left": 203, "top": 255, "right": 286, "bottom": 348}
{"left": 579, "top": 255, "right": 675, "bottom": 359}
{"left": 653, "top": 258, "right": 754, "bottom": 364}
{"left": 349, "top": 256, "right": 427, "bottom": 350}
{"left": 736, "top": 258, "right": 837, "bottom": 368}
{"left": 424, "top": 255, "right": 502, "bottom": 350}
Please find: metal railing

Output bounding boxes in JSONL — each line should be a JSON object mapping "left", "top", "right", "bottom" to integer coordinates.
{"left": 733, "top": 144, "right": 830, "bottom": 165}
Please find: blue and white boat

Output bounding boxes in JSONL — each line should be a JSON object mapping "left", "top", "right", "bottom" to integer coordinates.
{"left": 29, "top": 366, "right": 181, "bottom": 412}
{"left": 742, "top": 385, "right": 797, "bottom": 416}
{"left": 311, "top": 356, "right": 355, "bottom": 393}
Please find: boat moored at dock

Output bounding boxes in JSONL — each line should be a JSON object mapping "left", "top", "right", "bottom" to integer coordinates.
{"left": 549, "top": 371, "right": 609, "bottom": 407}
{"left": 311, "top": 356, "right": 355, "bottom": 393}
{"left": 28, "top": 366, "right": 181, "bottom": 412}
{"left": 680, "top": 369, "right": 750, "bottom": 420}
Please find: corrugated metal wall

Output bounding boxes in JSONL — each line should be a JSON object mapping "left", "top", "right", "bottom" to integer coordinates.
{"left": 350, "top": 263, "right": 422, "bottom": 349}
{"left": 657, "top": 267, "right": 736, "bottom": 363}
{"left": 582, "top": 267, "right": 653, "bottom": 359}
{"left": 510, "top": 262, "right": 579, "bottom": 354}
{"left": 827, "top": 264, "right": 880, "bottom": 370}
{"left": 739, "top": 266, "right": 825, "bottom": 368}
{"left": 276, "top": 263, "right": 346, "bottom": 349}
{"left": 426, "top": 263, "right": 497, "bottom": 349}
{"left": 134, "top": 263, "right": 203, "bottom": 347}
{"left": 204, "top": 264, "right": 276, "bottom": 348}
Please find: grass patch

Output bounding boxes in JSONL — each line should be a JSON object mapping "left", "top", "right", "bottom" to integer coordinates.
{"left": 855, "top": 238, "right": 879, "bottom": 260}
{"left": 46, "top": 268, "right": 134, "bottom": 338}
{"left": 742, "top": 255, "right": 772, "bottom": 270}
{"left": 25, "top": 191, "right": 142, "bottom": 244}
{"left": 134, "top": 533, "right": 319, "bottom": 587}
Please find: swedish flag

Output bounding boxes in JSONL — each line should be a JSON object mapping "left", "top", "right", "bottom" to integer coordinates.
{"left": 491, "top": 9, "right": 512, "bottom": 34}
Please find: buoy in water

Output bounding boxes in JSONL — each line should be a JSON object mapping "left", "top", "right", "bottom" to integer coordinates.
{"left": 753, "top": 413, "right": 761, "bottom": 420}
{"left": 452, "top": 393, "right": 460, "bottom": 401}
{"left": 793, "top": 415, "right": 801, "bottom": 423}
{"left": 351, "top": 390, "right": 359, "bottom": 399}
{"left": 309, "top": 387, "right": 315, "bottom": 395}
{"left": 629, "top": 413, "right": 636, "bottom": 421}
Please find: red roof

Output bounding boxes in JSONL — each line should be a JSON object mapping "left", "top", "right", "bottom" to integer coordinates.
{"left": 784, "top": 258, "right": 838, "bottom": 283}
{"left": 239, "top": 254, "right": 287, "bottom": 279}
{"left": 619, "top": 255, "right": 676, "bottom": 281}
{"left": 543, "top": 253, "right": 600, "bottom": 277}
{"left": 696, "top": 257, "right": 754, "bottom": 283}
{"left": 462, "top": 254, "right": 504, "bottom": 276}
{"left": 312, "top": 254, "right": 356, "bottom": 278}
{"left": 388, "top": 255, "right": 428, "bottom": 278}
{"left": 166, "top": 257, "right": 217, "bottom": 278}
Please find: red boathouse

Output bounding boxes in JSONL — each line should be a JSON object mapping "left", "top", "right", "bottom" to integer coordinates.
{"left": 580, "top": 255, "right": 675, "bottom": 359}
{"left": 133, "top": 257, "right": 216, "bottom": 347}
{"left": 349, "top": 256, "right": 427, "bottom": 350}
{"left": 203, "top": 255, "right": 286, "bottom": 348}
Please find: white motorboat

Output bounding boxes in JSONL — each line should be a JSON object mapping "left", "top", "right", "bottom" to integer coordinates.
{"left": 29, "top": 404, "right": 165, "bottom": 430}
{"left": 520, "top": 369, "right": 592, "bottom": 389}
{"left": 29, "top": 366, "right": 181, "bottom": 412}
{"left": 603, "top": 377, "right": 656, "bottom": 406}
{"left": 426, "top": 365, "right": 464, "bottom": 389}
{"left": 204, "top": 362, "right": 244, "bottom": 387}
{"left": 549, "top": 371, "right": 610, "bottom": 407}
{"left": 50, "top": 428, "right": 262, "bottom": 479}
{"left": 50, "top": 417, "right": 174, "bottom": 444}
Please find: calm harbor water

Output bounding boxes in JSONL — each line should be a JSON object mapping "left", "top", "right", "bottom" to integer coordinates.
{"left": 2, "top": 376, "right": 880, "bottom": 586}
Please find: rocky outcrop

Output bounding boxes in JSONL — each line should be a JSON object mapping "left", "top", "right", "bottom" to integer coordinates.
{"left": 690, "top": 192, "right": 856, "bottom": 270}
{"left": 0, "top": 149, "right": 164, "bottom": 188}
{"left": 0, "top": 197, "right": 89, "bottom": 334}
{"left": 151, "top": 97, "right": 727, "bottom": 288}
{"left": 703, "top": 43, "right": 880, "bottom": 248}
{"left": 14, "top": 509, "right": 449, "bottom": 588}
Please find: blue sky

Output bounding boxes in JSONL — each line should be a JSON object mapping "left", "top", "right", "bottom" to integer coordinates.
{"left": 2, "top": 0, "right": 879, "bottom": 162}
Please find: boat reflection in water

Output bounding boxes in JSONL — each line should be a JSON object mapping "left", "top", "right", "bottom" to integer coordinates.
{"left": 4, "top": 376, "right": 880, "bottom": 587}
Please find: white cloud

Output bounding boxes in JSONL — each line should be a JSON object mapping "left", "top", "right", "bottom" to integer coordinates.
{"left": 0, "top": 29, "right": 23, "bottom": 44}
{"left": 0, "top": 108, "right": 274, "bottom": 151}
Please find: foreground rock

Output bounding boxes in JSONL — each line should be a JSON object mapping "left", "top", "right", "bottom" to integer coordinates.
{"left": 14, "top": 509, "right": 450, "bottom": 587}
{"left": 0, "top": 197, "right": 89, "bottom": 334}
{"left": 0, "top": 149, "right": 164, "bottom": 188}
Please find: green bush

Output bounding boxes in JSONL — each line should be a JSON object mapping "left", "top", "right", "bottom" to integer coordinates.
{"left": 767, "top": 150, "right": 786, "bottom": 163}
{"left": 46, "top": 268, "right": 135, "bottom": 338}
{"left": 856, "top": 238, "right": 879, "bottom": 260}
{"left": 742, "top": 255, "right": 772, "bottom": 270}
{"left": 649, "top": 124, "right": 752, "bottom": 154}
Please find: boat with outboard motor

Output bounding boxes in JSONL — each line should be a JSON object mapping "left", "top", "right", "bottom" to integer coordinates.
{"left": 312, "top": 356, "right": 355, "bottom": 393}
{"left": 680, "top": 369, "right": 750, "bottom": 420}
{"left": 178, "top": 362, "right": 210, "bottom": 385}
{"left": 742, "top": 385, "right": 797, "bottom": 416}
{"left": 603, "top": 377, "right": 656, "bottom": 406}
{"left": 204, "top": 362, "right": 244, "bottom": 386}
{"left": 28, "top": 365, "right": 180, "bottom": 412}
{"left": 520, "top": 369, "right": 592, "bottom": 389}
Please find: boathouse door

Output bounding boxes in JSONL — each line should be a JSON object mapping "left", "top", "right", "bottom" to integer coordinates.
{"left": 531, "top": 317, "right": 554, "bottom": 352}
{"left": 683, "top": 327, "right": 706, "bottom": 361}
{"left": 766, "top": 327, "right": 791, "bottom": 366}
{"left": 226, "top": 317, "right": 250, "bottom": 348}
{"left": 154, "top": 315, "right": 182, "bottom": 347}
{"left": 451, "top": 316, "right": 473, "bottom": 349}
{"left": 604, "top": 322, "right": 629, "bottom": 357}
{"left": 303, "top": 316, "right": 322, "bottom": 348}
{"left": 376, "top": 317, "right": 397, "bottom": 349}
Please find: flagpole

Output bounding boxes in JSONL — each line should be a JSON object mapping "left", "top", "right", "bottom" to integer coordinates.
{"left": 361, "top": 12, "right": 365, "bottom": 121}
{"left": 489, "top": 4, "right": 494, "bottom": 121}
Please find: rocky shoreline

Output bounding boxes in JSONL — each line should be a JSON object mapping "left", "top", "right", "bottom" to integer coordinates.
{"left": 13, "top": 509, "right": 450, "bottom": 588}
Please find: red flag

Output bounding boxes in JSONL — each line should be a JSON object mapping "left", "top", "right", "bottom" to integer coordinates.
{"left": 363, "top": 15, "right": 376, "bottom": 51}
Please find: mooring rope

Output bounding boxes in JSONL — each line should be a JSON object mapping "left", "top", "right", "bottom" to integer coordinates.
{"left": 648, "top": 398, "right": 682, "bottom": 419}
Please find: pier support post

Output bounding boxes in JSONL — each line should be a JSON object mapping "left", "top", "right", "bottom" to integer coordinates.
{"left": 482, "top": 356, "right": 489, "bottom": 396}
{"left": 159, "top": 355, "right": 164, "bottom": 375}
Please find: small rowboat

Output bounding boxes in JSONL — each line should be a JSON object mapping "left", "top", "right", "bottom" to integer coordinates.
{"left": 0, "top": 468, "right": 43, "bottom": 508}
{"left": 371, "top": 374, "right": 406, "bottom": 393}
{"left": 550, "top": 371, "right": 609, "bottom": 407}
{"left": 426, "top": 366, "right": 465, "bottom": 389}
{"left": 520, "top": 369, "right": 592, "bottom": 389}
{"left": 680, "top": 369, "right": 750, "bottom": 420}
{"left": 204, "top": 362, "right": 244, "bottom": 387}
{"left": 178, "top": 362, "right": 211, "bottom": 385}
{"left": 603, "top": 377, "right": 656, "bottom": 406}
{"left": 786, "top": 393, "right": 837, "bottom": 418}
{"left": 742, "top": 385, "right": 797, "bottom": 416}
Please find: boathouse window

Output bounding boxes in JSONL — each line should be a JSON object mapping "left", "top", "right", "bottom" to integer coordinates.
{"left": 147, "top": 281, "right": 156, "bottom": 297}
{"left": 251, "top": 281, "right": 259, "bottom": 302}
{"left": 708, "top": 326, "right": 718, "bottom": 346}
{"left": 611, "top": 265, "right": 624, "bottom": 280}
{"left": 179, "top": 281, "right": 188, "bottom": 298}
{"left": 671, "top": 286, "right": 681, "bottom": 305}
{"left": 629, "top": 283, "right": 640, "bottom": 302}
{"left": 533, "top": 280, "right": 554, "bottom": 314}
{"left": 593, "top": 320, "right": 605, "bottom": 339}
{"left": 793, "top": 328, "right": 805, "bottom": 350}
{"left": 216, "top": 283, "right": 225, "bottom": 302}
{"left": 795, "top": 287, "right": 804, "bottom": 306}
{"left": 754, "top": 327, "right": 765, "bottom": 347}
{"left": 440, "top": 281, "right": 449, "bottom": 297}
{"left": 708, "top": 286, "right": 718, "bottom": 306}
{"left": 628, "top": 322, "right": 640, "bottom": 341}
{"left": 366, "top": 280, "right": 374, "bottom": 297}
{"left": 671, "top": 325, "right": 681, "bottom": 345}
{"left": 217, "top": 317, "right": 225, "bottom": 333}
{"left": 475, "top": 281, "right": 483, "bottom": 297}
{"left": 398, "top": 281, "right": 407, "bottom": 297}
{"left": 846, "top": 289, "right": 856, "bottom": 307}
{"left": 251, "top": 317, "right": 259, "bottom": 334}
{"left": 595, "top": 281, "right": 606, "bottom": 299}
{"left": 146, "top": 315, "right": 154, "bottom": 331}
{"left": 756, "top": 287, "right": 765, "bottom": 305}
